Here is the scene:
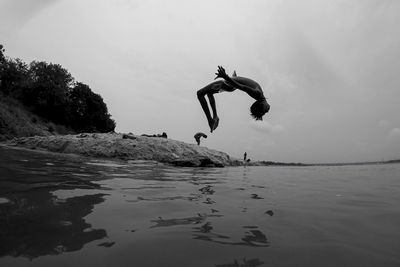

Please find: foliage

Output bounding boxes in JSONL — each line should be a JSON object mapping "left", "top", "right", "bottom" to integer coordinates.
{"left": 0, "top": 44, "right": 5, "bottom": 63}
{"left": 0, "top": 44, "right": 115, "bottom": 133}
{"left": 22, "top": 61, "right": 74, "bottom": 124}
{"left": 69, "top": 82, "right": 116, "bottom": 132}
{"left": 0, "top": 57, "right": 30, "bottom": 97}
{"left": 0, "top": 92, "right": 55, "bottom": 140}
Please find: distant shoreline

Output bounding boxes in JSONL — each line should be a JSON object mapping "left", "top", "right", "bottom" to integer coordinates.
{"left": 245, "top": 159, "right": 400, "bottom": 167}
{"left": 308, "top": 159, "right": 400, "bottom": 167}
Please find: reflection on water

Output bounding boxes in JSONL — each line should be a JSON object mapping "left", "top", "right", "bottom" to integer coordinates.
{"left": 0, "top": 147, "right": 110, "bottom": 259}
{"left": 1, "top": 146, "right": 400, "bottom": 267}
{"left": 151, "top": 213, "right": 222, "bottom": 228}
{"left": 0, "top": 192, "right": 107, "bottom": 259}
{"left": 216, "top": 258, "right": 264, "bottom": 267}
{"left": 193, "top": 222, "right": 269, "bottom": 247}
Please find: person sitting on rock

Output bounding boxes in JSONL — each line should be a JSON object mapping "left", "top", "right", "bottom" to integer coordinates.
{"left": 194, "top": 132, "right": 207, "bottom": 145}
{"left": 197, "top": 66, "right": 270, "bottom": 132}
{"left": 158, "top": 132, "right": 168, "bottom": 138}
{"left": 141, "top": 132, "right": 167, "bottom": 138}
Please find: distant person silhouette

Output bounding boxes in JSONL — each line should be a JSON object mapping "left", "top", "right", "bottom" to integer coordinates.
{"left": 194, "top": 132, "right": 207, "bottom": 145}
{"left": 244, "top": 152, "right": 247, "bottom": 161}
{"left": 197, "top": 66, "right": 270, "bottom": 132}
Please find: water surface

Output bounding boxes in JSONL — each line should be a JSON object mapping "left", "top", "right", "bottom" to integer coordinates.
{"left": 0, "top": 146, "right": 399, "bottom": 266}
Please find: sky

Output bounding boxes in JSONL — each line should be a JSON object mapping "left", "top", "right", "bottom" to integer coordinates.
{"left": 1, "top": 0, "right": 399, "bottom": 163}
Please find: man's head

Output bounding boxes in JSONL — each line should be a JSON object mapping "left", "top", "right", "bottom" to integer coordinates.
{"left": 250, "top": 99, "right": 270, "bottom": 121}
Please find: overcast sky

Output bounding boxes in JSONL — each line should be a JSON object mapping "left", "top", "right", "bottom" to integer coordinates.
{"left": 1, "top": 0, "right": 399, "bottom": 163}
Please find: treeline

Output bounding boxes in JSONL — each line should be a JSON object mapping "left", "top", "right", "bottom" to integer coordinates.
{"left": 0, "top": 44, "right": 115, "bottom": 133}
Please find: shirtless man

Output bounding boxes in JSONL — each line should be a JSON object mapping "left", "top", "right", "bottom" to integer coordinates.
{"left": 194, "top": 132, "right": 208, "bottom": 145}
{"left": 197, "top": 66, "right": 270, "bottom": 132}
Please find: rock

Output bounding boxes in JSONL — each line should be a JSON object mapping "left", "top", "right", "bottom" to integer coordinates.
{"left": 5, "top": 133, "right": 233, "bottom": 167}
{"left": 77, "top": 133, "right": 89, "bottom": 138}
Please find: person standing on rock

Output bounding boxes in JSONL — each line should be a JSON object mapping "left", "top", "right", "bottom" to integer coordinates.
{"left": 194, "top": 132, "right": 207, "bottom": 145}
{"left": 197, "top": 66, "right": 270, "bottom": 132}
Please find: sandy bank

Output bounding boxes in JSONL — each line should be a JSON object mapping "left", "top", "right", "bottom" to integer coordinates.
{"left": 4, "top": 133, "right": 237, "bottom": 167}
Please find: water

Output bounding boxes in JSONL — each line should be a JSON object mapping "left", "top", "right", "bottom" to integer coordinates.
{"left": 0, "top": 146, "right": 400, "bottom": 267}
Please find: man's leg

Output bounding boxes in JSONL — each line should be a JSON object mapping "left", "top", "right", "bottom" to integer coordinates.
{"left": 197, "top": 82, "right": 221, "bottom": 132}
{"left": 207, "top": 93, "right": 219, "bottom": 131}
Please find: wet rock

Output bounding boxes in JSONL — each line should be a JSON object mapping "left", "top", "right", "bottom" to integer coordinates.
{"left": 77, "top": 133, "right": 89, "bottom": 138}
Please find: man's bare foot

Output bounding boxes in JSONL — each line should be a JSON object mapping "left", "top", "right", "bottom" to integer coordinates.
{"left": 211, "top": 117, "right": 219, "bottom": 132}
{"left": 208, "top": 120, "right": 214, "bottom": 133}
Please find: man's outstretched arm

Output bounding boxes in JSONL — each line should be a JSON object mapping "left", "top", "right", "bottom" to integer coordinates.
{"left": 215, "top": 66, "right": 262, "bottom": 99}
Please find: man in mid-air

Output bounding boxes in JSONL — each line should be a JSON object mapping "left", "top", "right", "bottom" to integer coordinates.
{"left": 197, "top": 66, "right": 270, "bottom": 132}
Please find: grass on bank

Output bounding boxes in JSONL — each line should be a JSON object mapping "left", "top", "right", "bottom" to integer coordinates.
{"left": 0, "top": 93, "right": 72, "bottom": 141}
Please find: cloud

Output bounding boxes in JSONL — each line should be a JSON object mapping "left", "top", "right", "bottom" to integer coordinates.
{"left": 389, "top": 128, "right": 400, "bottom": 138}
{"left": 249, "top": 120, "right": 285, "bottom": 134}
{"left": 378, "top": 119, "right": 390, "bottom": 128}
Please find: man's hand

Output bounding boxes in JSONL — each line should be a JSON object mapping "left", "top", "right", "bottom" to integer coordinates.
{"left": 214, "top": 66, "right": 229, "bottom": 80}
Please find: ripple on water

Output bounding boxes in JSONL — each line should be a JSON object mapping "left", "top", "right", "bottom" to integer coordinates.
{"left": 0, "top": 197, "right": 10, "bottom": 204}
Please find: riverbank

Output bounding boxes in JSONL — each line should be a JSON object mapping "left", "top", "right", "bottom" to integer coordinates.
{"left": 3, "top": 133, "right": 399, "bottom": 168}
{"left": 3, "top": 133, "right": 239, "bottom": 167}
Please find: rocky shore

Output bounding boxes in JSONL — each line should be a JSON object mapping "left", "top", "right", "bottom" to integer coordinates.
{"left": 4, "top": 133, "right": 239, "bottom": 167}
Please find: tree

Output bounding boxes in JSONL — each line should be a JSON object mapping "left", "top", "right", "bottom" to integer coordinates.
{"left": 0, "top": 58, "right": 30, "bottom": 97}
{"left": 0, "top": 44, "right": 27, "bottom": 95}
{"left": 69, "top": 82, "right": 115, "bottom": 132}
{"left": 0, "top": 44, "right": 5, "bottom": 63}
{"left": 0, "top": 44, "right": 116, "bottom": 133}
{"left": 24, "top": 61, "right": 74, "bottom": 124}
{"left": 0, "top": 44, "right": 30, "bottom": 98}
